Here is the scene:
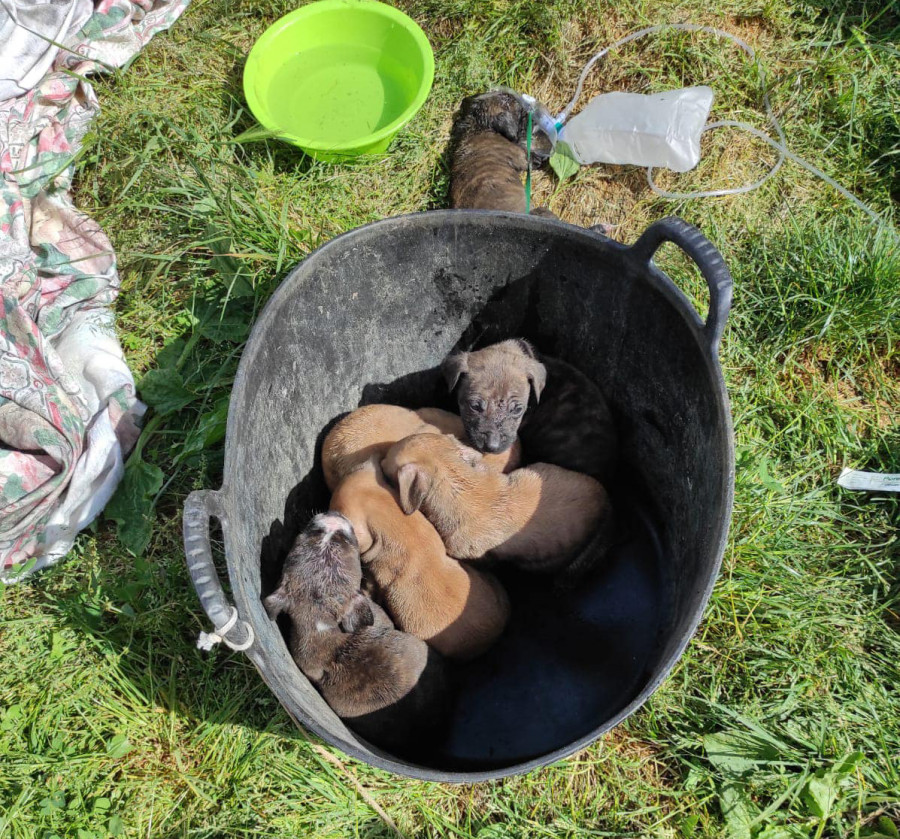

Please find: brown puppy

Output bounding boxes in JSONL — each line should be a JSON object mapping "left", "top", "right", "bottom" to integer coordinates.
{"left": 442, "top": 339, "right": 618, "bottom": 483}
{"left": 330, "top": 458, "right": 510, "bottom": 660}
{"left": 321, "top": 403, "right": 520, "bottom": 491}
{"left": 382, "top": 433, "right": 614, "bottom": 575}
{"left": 450, "top": 90, "right": 555, "bottom": 215}
{"left": 263, "top": 512, "right": 448, "bottom": 756}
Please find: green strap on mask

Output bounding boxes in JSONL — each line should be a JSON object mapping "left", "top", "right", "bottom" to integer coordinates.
{"left": 525, "top": 109, "right": 533, "bottom": 214}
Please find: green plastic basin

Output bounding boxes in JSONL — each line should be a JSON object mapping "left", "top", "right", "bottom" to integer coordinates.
{"left": 243, "top": 0, "right": 434, "bottom": 160}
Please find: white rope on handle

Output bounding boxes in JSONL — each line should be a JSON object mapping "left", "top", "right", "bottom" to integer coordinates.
{"left": 196, "top": 606, "right": 255, "bottom": 652}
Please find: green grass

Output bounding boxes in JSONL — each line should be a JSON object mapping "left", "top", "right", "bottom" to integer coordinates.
{"left": 2, "top": 0, "right": 899, "bottom": 836}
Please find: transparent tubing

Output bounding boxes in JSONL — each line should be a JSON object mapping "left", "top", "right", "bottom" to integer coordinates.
{"left": 556, "top": 23, "right": 890, "bottom": 229}
{"left": 648, "top": 120, "right": 884, "bottom": 225}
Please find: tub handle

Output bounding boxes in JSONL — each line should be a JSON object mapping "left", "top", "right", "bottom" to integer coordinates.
{"left": 183, "top": 490, "right": 254, "bottom": 652}
{"left": 631, "top": 216, "right": 733, "bottom": 354}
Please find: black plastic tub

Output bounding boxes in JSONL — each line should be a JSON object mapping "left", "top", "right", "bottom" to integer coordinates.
{"left": 183, "top": 211, "right": 734, "bottom": 781}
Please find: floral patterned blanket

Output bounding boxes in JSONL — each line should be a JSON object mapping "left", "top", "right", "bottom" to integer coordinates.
{"left": 0, "top": 0, "right": 189, "bottom": 582}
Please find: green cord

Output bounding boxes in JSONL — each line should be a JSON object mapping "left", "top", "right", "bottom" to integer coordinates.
{"left": 525, "top": 109, "right": 533, "bottom": 214}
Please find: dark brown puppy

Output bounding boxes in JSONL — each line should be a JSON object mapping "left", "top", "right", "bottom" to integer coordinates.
{"left": 449, "top": 90, "right": 555, "bottom": 214}
{"left": 442, "top": 339, "right": 618, "bottom": 484}
{"left": 264, "top": 512, "right": 449, "bottom": 757}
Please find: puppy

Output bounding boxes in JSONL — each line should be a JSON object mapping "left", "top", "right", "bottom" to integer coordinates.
{"left": 263, "top": 513, "right": 449, "bottom": 756}
{"left": 381, "top": 433, "right": 614, "bottom": 576}
{"left": 330, "top": 458, "right": 510, "bottom": 660}
{"left": 321, "top": 403, "right": 520, "bottom": 491}
{"left": 449, "top": 90, "right": 555, "bottom": 215}
{"left": 442, "top": 339, "right": 618, "bottom": 483}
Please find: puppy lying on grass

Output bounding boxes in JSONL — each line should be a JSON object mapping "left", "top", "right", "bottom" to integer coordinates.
{"left": 322, "top": 403, "right": 520, "bottom": 491}
{"left": 442, "top": 339, "right": 619, "bottom": 484}
{"left": 381, "top": 433, "right": 614, "bottom": 580}
{"left": 263, "top": 513, "right": 449, "bottom": 757}
{"left": 330, "top": 457, "right": 511, "bottom": 661}
{"left": 449, "top": 89, "right": 555, "bottom": 215}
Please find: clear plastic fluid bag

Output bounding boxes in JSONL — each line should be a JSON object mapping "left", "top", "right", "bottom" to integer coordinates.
{"left": 549, "top": 23, "right": 888, "bottom": 229}
{"left": 559, "top": 86, "right": 714, "bottom": 172}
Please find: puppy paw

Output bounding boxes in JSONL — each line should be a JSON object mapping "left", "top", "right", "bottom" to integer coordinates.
{"left": 530, "top": 207, "right": 557, "bottom": 219}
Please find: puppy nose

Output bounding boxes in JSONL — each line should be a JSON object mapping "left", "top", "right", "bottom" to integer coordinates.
{"left": 485, "top": 432, "right": 502, "bottom": 452}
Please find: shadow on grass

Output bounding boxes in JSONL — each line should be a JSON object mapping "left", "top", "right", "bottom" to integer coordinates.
{"left": 855, "top": 427, "right": 900, "bottom": 634}
{"left": 802, "top": 0, "right": 900, "bottom": 42}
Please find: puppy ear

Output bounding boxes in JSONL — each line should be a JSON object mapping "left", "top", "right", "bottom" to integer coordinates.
{"left": 441, "top": 352, "right": 468, "bottom": 392}
{"left": 397, "top": 463, "right": 431, "bottom": 515}
{"left": 513, "top": 338, "right": 537, "bottom": 358}
{"left": 339, "top": 592, "right": 374, "bottom": 633}
{"left": 263, "top": 588, "right": 288, "bottom": 621}
{"left": 525, "top": 357, "right": 547, "bottom": 403}
{"left": 491, "top": 108, "right": 521, "bottom": 143}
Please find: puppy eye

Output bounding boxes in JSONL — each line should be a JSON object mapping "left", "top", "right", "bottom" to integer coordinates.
{"left": 469, "top": 400, "right": 485, "bottom": 413}
{"left": 510, "top": 404, "right": 524, "bottom": 416}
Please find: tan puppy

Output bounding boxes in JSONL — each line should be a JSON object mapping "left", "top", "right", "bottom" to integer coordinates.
{"left": 321, "top": 403, "right": 520, "bottom": 490}
{"left": 330, "top": 459, "right": 511, "bottom": 660}
{"left": 382, "top": 433, "right": 614, "bottom": 575}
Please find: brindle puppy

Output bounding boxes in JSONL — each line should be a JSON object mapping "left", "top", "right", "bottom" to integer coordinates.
{"left": 442, "top": 339, "right": 618, "bottom": 484}
{"left": 449, "top": 90, "right": 555, "bottom": 215}
{"left": 264, "top": 513, "right": 449, "bottom": 757}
